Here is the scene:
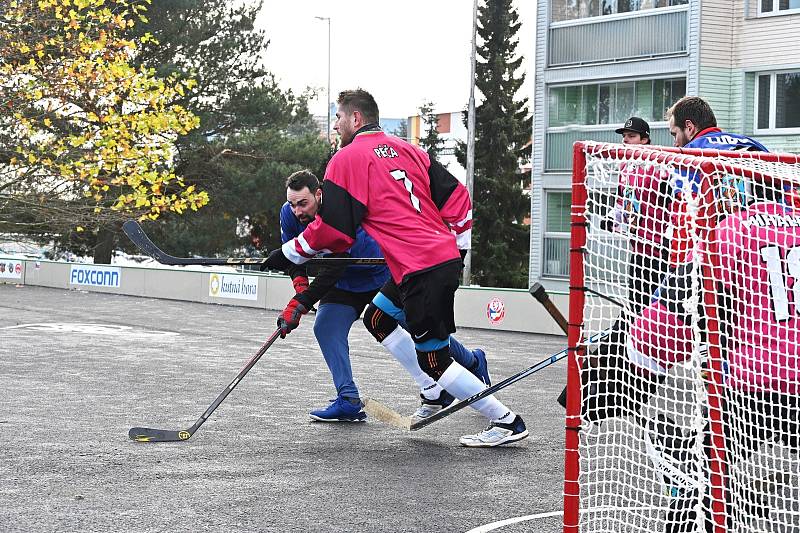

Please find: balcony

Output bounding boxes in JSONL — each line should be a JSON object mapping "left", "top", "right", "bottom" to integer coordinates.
{"left": 548, "top": 6, "right": 688, "bottom": 67}
{"left": 543, "top": 234, "right": 570, "bottom": 278}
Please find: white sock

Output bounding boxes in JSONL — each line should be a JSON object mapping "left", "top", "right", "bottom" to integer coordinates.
{"left": 438, "top": 363, "right": 515, "bottom": 423}
{"left": 381, "top": 326, "right": 443, "bottom": 399}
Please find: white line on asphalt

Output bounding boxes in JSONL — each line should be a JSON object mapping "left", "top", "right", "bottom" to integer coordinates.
{"left": 465, "top": 506, "right": 664, "bottom": 532}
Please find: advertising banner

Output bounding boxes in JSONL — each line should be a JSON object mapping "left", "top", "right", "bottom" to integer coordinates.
{"left": 209, "top": 273, "right": 258, "bottom": 301}
{"left": 69, "top": 265, "right": 121, "bottom": 288}
{"left": 0, "top": 259, "right": 23, "bottom": 279}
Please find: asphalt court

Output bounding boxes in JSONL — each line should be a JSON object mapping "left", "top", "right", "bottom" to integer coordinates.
{"left": 0, "top": 284, "right": 570, "bottom": 532}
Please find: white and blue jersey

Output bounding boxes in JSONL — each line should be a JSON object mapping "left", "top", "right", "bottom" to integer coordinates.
{"left": 279, "top": 202, "right": 389, "bottom": 293}
{"left": 668, "top": 128, "right": 769, "bottom": 266}
{"left": 673, "top": 128, "right": 769, "bottom": 196}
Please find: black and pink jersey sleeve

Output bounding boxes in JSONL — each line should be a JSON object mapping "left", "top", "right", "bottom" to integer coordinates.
{"left": 428, "top": 158, "right": 473, "bottom": 250}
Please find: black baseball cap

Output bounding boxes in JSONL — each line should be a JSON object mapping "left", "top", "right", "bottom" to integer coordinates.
{"left": 615, "top": 117, "right": 650, "bottom": 136}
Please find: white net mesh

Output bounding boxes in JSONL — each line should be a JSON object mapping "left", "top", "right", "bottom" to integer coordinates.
{"left": 567, "top": 142, "right": 800, "bottom": 533}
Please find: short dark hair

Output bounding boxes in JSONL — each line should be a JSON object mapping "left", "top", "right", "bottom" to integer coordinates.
{"left": 667, "top": 96, "right": 717, "bottom": 131}
{"left": 337, "top": 89, "right": 379, "bottom": 124}
{"left": 285, "top": 169, "right": 320, "bottom": 193}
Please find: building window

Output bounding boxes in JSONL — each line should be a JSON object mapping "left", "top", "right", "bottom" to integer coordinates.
{"left": 548, "top": 77, "right": 686, "bottom": 127}
{"left": 760, "top": 0, "right": 800, "bottom": 14}
{"left": 543, "top": 191, "right": 571, "bottom": 278}
{"left": 551, "top": 0, "right": 687, "bottom": 22}
{"left": 756, "top": 71, "right": 800, "bottom": 131}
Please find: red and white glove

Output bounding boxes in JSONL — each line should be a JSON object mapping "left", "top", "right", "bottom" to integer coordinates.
{"left": 277, "top": 297, "right": 308, "bottom": 338}
{"left": 292, "top": 275, "right": 309, "bottom": 294}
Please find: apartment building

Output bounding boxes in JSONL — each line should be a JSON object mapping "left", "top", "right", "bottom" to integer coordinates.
{"left": 529, "top": 0, "right": 800, "bottom": 288}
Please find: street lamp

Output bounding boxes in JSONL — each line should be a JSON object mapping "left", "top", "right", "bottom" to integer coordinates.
{"left": 463, "top": 0, "right": 478, "bottom": 286}
{"left": 314, "top": 16, "right": 331, "bottom": 144}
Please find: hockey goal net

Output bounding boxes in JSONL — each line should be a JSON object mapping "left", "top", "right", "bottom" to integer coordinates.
{"left": 564, "top": 141, "right": 800, "bottom": 533}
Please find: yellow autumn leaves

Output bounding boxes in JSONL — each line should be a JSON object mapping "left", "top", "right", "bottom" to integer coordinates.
{"left": 1, "top": 0, "right": 209, "bottom": 223}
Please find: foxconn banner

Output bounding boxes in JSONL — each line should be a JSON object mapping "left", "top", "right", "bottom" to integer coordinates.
{"left": 69, "top": 265, "right": 121, "bottom": 288}
{"left": 209, "top": 273, "right": 258, "bottom": 301}
{"left": 0, "top": 260, "right": 23, "bottom": 279}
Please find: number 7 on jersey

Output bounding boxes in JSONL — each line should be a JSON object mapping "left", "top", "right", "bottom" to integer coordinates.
{"left": 390, "top": 169, "right": 421, "bottom": 213}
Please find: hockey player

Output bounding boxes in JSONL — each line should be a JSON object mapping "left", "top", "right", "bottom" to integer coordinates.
{"left": 666, "top": 96, "right": 769, "bottom": 266}
{"left": 263, "top": 88, "right": 527, "bottom": 447}
{"left": 580, "top": 97, "right": 772, "bottom": 422}
{"left": 628, "top": 176, "right": 800, "bottom": 529}
{"left": 557, "top": 117, "right": 670, "bottom": 412}
{"left": 272, "top": 170, "right": 490, "bottom": 422}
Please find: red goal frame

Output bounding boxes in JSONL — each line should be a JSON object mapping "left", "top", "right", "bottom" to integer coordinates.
{"left": 563, "top": 141, "right": 800, "bottom": 533}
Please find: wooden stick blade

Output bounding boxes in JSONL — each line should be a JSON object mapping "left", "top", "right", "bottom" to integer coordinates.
{"left": 362, "top": 398, "right": 412, "bottom": 431}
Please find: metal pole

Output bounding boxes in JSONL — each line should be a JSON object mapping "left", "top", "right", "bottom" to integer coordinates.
{"left": 326, "top": 18, "right": 331, "bottom": 144}
{"left": 463, "top": 0, "right": 478, "bottom": 286}
{"left": 315, "top": 16, "right": 331, "bottom": 143}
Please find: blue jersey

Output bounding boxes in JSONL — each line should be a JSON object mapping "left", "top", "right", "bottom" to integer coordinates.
{"left": 668, "top": 128, "right": 769, "bottom": 265}
{"left": 685, "top": 128, "right": 769, "bottom": 152}
{"left": 674, "top": 128, "right": 769, "bottom": 196}
{"left": 279, "top": 202, "right": 389, "bottom": 293}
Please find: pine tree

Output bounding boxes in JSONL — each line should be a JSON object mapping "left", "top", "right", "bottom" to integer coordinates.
{"left": 391, "top": 120, "right": 409, "bottom": 141}
{"left": 457, "top": 0, "right": 531, "bottom": 288}
{"left": 418, "top": 101, "right": 445, "bottom": 160}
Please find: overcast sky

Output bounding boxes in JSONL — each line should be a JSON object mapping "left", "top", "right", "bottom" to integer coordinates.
{"left": 256, "top": 1, "right": 536, "bottom": 119}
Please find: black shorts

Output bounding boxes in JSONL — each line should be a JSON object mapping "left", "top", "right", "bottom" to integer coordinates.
{"left": 319, "top": 287, "right": 380, "bottom": 316}
{"left": 395, "top": 260, "right": 461, "bottom": 344}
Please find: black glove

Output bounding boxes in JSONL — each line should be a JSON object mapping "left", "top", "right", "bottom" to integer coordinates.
{"left": 259, "top": 248, "right": 292, "bottom": 272}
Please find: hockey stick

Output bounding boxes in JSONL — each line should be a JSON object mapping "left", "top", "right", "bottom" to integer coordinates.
{"left": 529, "top": 282, "right": 573, "bottom": 407}
{"left": 529, "top": 282, "right": 569, "bottom": 335}
{"left": 122, "top": 220, "right": 386, "bottom": 267}
{"left": 129, "top": 328, "right": 281, "bottom": 442}
{"left": 532, "top": 283, "right": 706, "bottom": 497}
{"left": 364, "top": 330, "right": 611, "bottom": 431}
{"left": 364, "top": 348, "right": 569, "bottom": 431}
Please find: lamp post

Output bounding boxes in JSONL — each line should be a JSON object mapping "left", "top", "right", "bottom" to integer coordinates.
{"left": 463, "top": 0, "right": 478, "bottom": 286}
{"left": 314, "top": 16, "right": 331, "bottom": 144}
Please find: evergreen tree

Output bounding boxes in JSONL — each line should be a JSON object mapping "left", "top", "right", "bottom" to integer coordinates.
{"left": 418, "top": 101, "right": 445, "bottom": 160}
{"left": 391, "top": 120, "right": 409, "bottom": 141}
{"left": 456, "top": 0, "right": 531, "bottom": 288}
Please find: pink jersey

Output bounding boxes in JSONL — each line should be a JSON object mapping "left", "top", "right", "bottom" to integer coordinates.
{"left": 282, "top": 130, "right": 472, "bottom": 284}
{"left": 714, "top": 201, "right": 800, "bottom": 393}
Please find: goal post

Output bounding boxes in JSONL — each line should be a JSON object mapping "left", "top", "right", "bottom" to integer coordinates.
{"left": 563, "top": 141, "right": 800, "bottom": 533}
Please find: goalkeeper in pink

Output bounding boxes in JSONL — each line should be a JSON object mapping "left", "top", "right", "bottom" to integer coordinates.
{"left": 627, "top": 178, "right": 800, "bottom": 528}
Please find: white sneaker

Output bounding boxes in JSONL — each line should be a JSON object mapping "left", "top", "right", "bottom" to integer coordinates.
{"left": 459, "top": 415, "right": 529, "bottom": 447}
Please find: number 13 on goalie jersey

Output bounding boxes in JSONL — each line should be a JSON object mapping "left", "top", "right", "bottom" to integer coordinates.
{"left": 283, "top": 130, "right": 472, "bottom": 284}
{"left": 714, "top": 201, "right": 800, "bottom": 393}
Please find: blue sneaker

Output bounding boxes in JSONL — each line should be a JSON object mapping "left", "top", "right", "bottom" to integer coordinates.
{"left": 309, "top": 397, "right": 367, "bottom": 422}
{"left": 470, "top": 349, "right": 491, "bottom": 386}
{"left": 413, "top": 390, "right": 455, "bottom": 419}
